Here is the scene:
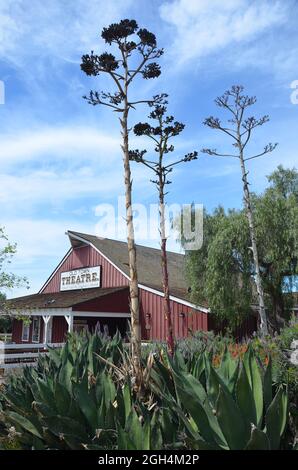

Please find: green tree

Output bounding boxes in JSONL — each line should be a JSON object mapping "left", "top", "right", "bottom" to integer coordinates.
{"left": 0, "top": 227, "right": 28, "bottom": 318}
{"left": 253, "top": 166, "right": 298, "bottom": 328}
{"left": 0, "top": 294, "right": 11, "bottom": 334}
{"left": 80, "top": 19, "right": 163, "bottom": 379}
{"left": 184, "top": 167, "right": 298, "bottom": 331}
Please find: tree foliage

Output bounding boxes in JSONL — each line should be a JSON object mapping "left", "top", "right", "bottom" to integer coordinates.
{"left": 0, "top": 227, "right": 28, "bottom": 316}
{"left": 184, "top": 167, "right": 298, "bottom": 330}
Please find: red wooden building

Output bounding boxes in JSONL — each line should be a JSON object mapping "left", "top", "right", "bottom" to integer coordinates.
{"left": 8, "top": 230, "right": 209, "bottom": 345}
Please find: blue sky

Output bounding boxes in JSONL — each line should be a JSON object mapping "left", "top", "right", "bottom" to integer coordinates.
{"left": 0, "top": 0, "right": 297, "bottom": 297}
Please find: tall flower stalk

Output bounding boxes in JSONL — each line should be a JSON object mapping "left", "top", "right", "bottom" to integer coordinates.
{"left": 81, "top": 19, "right": 163, "bottom": 379}
{"left": 203, "top": 85, "right": 278, "bottom": 336}
{"left": 130, "top": 100, "right": 198, "bottom": 354}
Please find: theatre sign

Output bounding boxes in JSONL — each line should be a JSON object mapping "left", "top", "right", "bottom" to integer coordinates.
{"left": 60, "top": 266, "right": 101, "bottom": 291}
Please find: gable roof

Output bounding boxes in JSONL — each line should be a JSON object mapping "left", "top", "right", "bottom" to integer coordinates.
{"left": 67, "top": 230, "right": 192, "bottom": 302}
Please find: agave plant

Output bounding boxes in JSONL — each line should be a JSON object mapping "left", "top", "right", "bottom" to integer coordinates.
{"left": 0, "top": 332, "right": 164, "bottom": 450}
{"left": 150, "top": 347, "right": 288, "bottom": 450}
{"left": 0, "top": 335, "right": 289, "bottom": 450}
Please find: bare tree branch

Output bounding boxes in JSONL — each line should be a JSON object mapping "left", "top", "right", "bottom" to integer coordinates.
{"left": 244, "top": 143, "right": 278, "bottom": 161}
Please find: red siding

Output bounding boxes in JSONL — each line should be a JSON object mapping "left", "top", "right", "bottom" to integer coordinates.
{"left": 11, "top": 319, "right": 22, "bottom": 343}
{"left": 74, "top": 288, "right": 130, "bottom": 313}
{"left": 42, "top": 245, "right": 128, "bottom": 293}
{"left": 51, "top": 317, "right": 68, "bottom": 343}
{"left": 11, "top": 317, "right": 44, "bottom": 344}
{"left": 139, "top": 288, "right": 208, "bottom": 341}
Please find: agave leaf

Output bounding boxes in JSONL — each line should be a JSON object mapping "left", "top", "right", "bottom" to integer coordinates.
{"left": 3, "top": 390, "right": 33, "bottom": 415}
{"left": 263, "top": 356, "right": 272, "bottom": 410}
{"left": 58, "top": 359, "right": 74, "bottom": 392}
{"left": 206, "top": 360, "right": 231, "bottom": 407}
{"left": 73, "top": 376, "right": 98, "bottom": 431}
{"left": 159, "top": 406, "right": 178, "bottom": 443}
{"left": 125, "top": 409, "right": 143, "bottom": 449}
{"left": 35, "top": 379, "right": 57, "bottom": 413}
{"left": 47, "top": 347, "right": 62, "bottom": 368}
{"left": 216, "top": 385, "right": 249, "bottom": 449}
{"left": 265, "top": 386, "right": 288, "bottom": 450}
{"left": 53, "top": 382, "right": 71, "bottom": 416}
{"left": 236, "top": 363, "right": 257, "bottom": 426}
{"left": 172, "top": 369, "right": 226, "bottom": 446}
{"left": 153, "top": 358, "right": 176, "bottom": 398}
{"left": 33, "top": 401, "right": 57, "bottom": 418}
{"left": 150, "top": 410, "right": 163, "bottom": 449}
{"left": 122, "top": 383, "right": 132, "bottom": 420}
{"left": 87, "top": 334, "right": 96, "bottom": 375}
{"left": 100, "top": 373, "right": 116, "bottom": 409}
{"left": 6, "top": 411, "right": 43, "bottom": 439}
{"left": 117, "top": 424, "right": 134, "bottom": 450}
{"left": 43, "top": 415, "right": 89, "bottom": 442}
{"left": 243, "top": 348, "right": 263, "bottom": 427}
{"left": 218, "top": 347, "right": 231, "bottom": 379}
{"left": 142, "top": 418, "right": 151, "bottom": 450}
{"left": 173, "top": 349, "right": 187, "bottom": 371}
{"left": 245, "top": 426, "right": 270, "bottom": 450}
{"left": 191, "top": 353, "right": 205, "bottom": 380}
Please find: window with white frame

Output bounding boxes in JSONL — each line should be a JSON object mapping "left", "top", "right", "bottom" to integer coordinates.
{"left": 32, "top": 316, "right": 41, "bottom": 343}
{"left": 21, "top": 321, "right": 30, "bottom": 342}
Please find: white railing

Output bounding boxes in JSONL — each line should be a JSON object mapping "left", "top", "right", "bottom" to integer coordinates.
{"left": 0, "top": 342, "right": 64, "bottom": 370}
{"left": 1, "top": 342, "right": 64, "bottom": 350}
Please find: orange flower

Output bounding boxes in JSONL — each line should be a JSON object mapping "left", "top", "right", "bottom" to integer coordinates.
{"left": 212, "top": 354, "right": 221, "bottom": 367}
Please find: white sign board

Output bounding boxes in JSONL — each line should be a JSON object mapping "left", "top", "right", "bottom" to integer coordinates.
{"left": 60, "top": 266, "right": 101, "bottom": 291}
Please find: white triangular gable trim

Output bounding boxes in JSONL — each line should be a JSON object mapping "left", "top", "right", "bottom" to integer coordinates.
{"left": 39, "top": 248, "right": 73, "bottom": 293}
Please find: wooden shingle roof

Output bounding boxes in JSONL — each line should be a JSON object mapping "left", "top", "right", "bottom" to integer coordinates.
{"left": 6, "top": 287, "right": 129, "bottom": 310}
{"left": 68, "top": 231, "right": 191, "bottom": 301}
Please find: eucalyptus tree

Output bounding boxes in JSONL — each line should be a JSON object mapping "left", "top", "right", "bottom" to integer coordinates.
{"left": 80, "top": 19, "right": 163, "bottom": 375}
{"left": 129, "top": 100, "right": 198, "bottom": 354}
{"left": 202, "top": 85, "right": 278, "bottom": 335}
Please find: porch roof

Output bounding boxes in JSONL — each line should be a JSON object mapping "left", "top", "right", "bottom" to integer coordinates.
{"left": 5, "top": 286, "right": 129, "bottom": 310}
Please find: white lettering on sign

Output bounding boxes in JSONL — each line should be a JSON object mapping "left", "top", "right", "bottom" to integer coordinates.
{"left": 60, "top": 266, "right": 101, "bottom": 291}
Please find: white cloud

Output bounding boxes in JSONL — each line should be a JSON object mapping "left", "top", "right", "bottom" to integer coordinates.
{"left": 0, "top": 126, "right": 121, "bottom": 166}
{"left": 0, "top": 0, "right": 133, "bottom": 65}
{"left": 160, "top": 0, "right": 287, "bottom": 66}
{"left": 2, "top": 218, "right": 96, "bottom": 297}
{"left": 0, "top": 169, "right": 122, "bottom": 205}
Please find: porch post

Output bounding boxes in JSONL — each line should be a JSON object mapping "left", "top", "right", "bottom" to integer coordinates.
{"left": 64, "top": 314, "right": 73, "bottom": 333}
{"left": 42, "top": 315, "right": 51, "bottom": 345}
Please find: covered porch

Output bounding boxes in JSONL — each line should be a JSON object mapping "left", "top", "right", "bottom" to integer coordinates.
{"left": 10, "top": 309, "right": 131, "bottom": 345}
{"left": 5, "top": 286, "right": 131, "bottom": 346}
{"left": 1, "top": 287, "right": 130, "bottom": 371}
